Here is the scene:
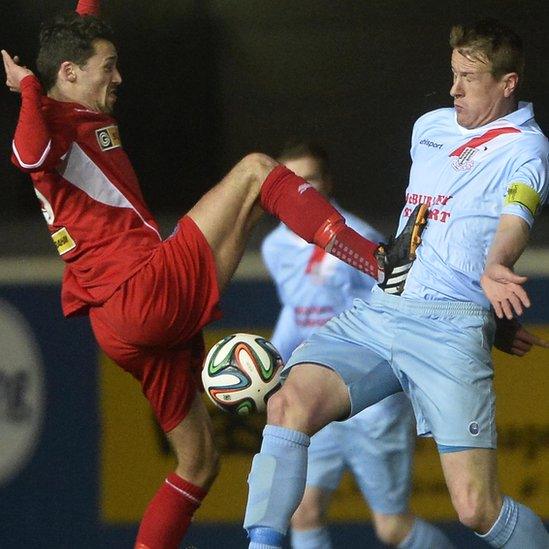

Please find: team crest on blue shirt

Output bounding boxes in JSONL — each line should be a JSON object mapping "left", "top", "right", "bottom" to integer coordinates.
{"left": 451, "top": 147, "right": 478, "bottom": 171}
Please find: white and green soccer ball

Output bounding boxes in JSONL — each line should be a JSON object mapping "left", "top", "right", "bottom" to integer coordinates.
{"left": 202, "top": 333, "right": 283, "bottom": 416}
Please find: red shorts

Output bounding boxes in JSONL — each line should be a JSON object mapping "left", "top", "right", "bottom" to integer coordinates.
{"left": 89, "top": 216, "right": 221, "bottom": 432}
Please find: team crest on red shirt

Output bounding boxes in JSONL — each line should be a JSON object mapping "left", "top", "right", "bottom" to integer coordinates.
{"left": 95, "top": 125, "right": 122, "bottom": 151}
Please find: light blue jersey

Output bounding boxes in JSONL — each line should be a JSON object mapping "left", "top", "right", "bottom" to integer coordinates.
{"left": 285, "top": 105, "right": 548, "bottom": 448}
{"left": 401, "top": 103, "right": 549, "bottom": 306}
{"left": 263, "top": 203, "right": 416, "bottom": 514}
{"left": 262, "top": 201, "right": 383, "bottom": 361}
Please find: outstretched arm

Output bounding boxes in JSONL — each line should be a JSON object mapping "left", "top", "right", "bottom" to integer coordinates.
{"left": 3, "top": 50, "right": 71, "bottom": 172}
{"left": 76, "top": 0, "right": 100, "bottom": 17}
{"left": 2, "top": 50, "right": 52, "bottom": 171}
{"left": 481, "top": 214, "right": 531, "bottom": 319}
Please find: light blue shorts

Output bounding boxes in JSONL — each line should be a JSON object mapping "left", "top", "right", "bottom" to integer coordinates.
{"left": 284, "top": 289, "right": 496, "bottom": 448}
{"left": 306, "top": 392, "right": 415, "bottom": 515}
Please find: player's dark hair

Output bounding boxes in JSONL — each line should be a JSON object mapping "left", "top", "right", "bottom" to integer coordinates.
{"left": 37, "top": 12, "right": 115, "bottom": 91}
{"left": 277, "top": 139, "right": 332, "bottom": 180}
{"left": 450, "top": 18, "right": 524, "bottom": 83}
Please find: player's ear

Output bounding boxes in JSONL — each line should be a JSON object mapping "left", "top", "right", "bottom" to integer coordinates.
{"left": 502, "top": 72, "right": 519, "bottom": 98}
{"left": 58, "top": 61, "right": 78, "bottom": 84}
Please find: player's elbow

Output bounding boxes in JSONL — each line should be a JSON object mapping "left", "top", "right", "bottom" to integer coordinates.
{"left": 11, "top": 140, "right": 52, "bottom": 172}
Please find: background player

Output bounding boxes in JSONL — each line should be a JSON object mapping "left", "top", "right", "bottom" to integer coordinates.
{"left": 243, "top": 18, "right": 549, "bottom": 549}
{"left": 263, "top": 139, "right": 454, "bottom": 548}
{"left": 2, "top": 1, "right": 427, "bottom": 547}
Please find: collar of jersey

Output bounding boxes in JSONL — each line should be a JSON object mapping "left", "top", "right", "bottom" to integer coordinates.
{"left": 454, "top": 101, "right": 534, "bottom": 135}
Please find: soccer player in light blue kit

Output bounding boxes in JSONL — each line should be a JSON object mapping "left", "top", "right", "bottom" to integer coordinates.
{"left": 244, "top": 19, "right": 549, "bottom": 549}
{"left": 262, "top": 140, "right": 454, "bottom": 548}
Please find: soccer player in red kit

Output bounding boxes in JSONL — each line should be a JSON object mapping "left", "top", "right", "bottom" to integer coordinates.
{"left": 2, "top": 1, "right": 428, "bottom": 547}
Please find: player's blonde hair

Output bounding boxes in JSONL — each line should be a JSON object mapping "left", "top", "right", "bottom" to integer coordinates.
{"left": 450, "top": 18, "right": 524, "bottom": 83}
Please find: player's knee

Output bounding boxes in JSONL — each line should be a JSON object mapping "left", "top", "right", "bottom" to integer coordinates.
{"left": 455, "top": 504, "right": 486, "bottom": 531}
{"left": 234, "top": 152, "right": 278, "bottom": 196}
{"left": 266, "top": 384, "right": 302, "bottom": 427}
{"left": 451, "top": 488, "right": 499, "bottom": 531}
{"left": 266, "top": 382, "right": 319, "bottom": 434}
{"left": 374, "top": 523, "right": 405, "bottom": 546}
{"left": 291, "top": 499, "right": 324, "bottom": 530}
{"left": 373, "top": 514, "right": 412, "bottom": 546}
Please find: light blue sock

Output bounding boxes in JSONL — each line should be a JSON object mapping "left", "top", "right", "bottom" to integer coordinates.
{"left": 291, "top": 526, "right": 332, "bottom": 549}
{"left": 476, "top": 496, "right": 549, "bottom": 547}
{"left": 245, "top": 425, "right": 310, "bottom": 549}
{"left": 398, "top": 518, "right": 455, "bottom": 548}
{"left": 249, "top": 533, "right": 282, "bottom": 549}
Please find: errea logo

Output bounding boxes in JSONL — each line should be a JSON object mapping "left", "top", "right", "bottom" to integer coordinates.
{"left": 95, "top": 125, "right": 121, "bottom": 151}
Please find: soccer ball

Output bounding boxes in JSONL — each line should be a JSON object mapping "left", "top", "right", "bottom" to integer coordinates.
{"left": 202, "top": 333, "right": 283, "bottom": 416}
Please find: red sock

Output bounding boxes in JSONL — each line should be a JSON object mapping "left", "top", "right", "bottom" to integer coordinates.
{"left": 328, "top": 224, "right": 381, "bottom": 280}
{"left": 76, "top": 0, "right": 100, "bottom": 16}
{"left": 260, "top": 165, "right": 381, "bottom": 278}
{"left": 135, "top": 473, "right": 207, "bottom": 549}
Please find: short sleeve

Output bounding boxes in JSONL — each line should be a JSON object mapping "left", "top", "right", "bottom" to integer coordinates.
{"left": 502, "top": 151, "right": 549, "bottom": 227}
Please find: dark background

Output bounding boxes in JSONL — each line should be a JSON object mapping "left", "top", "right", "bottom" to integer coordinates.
{"left": 1, "top": 0, "right": 548, "bottom": 251}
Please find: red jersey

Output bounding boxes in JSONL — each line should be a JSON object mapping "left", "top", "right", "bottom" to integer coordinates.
{"left": 12, "top": 75, "right": 162, "bottom": 316}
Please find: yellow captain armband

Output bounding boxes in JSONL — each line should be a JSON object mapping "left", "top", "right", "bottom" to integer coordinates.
{"left": 504, "top": 182, "right": 541, "bottom": 217}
